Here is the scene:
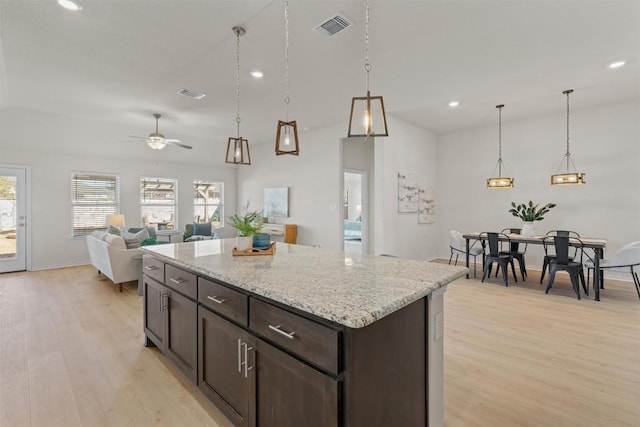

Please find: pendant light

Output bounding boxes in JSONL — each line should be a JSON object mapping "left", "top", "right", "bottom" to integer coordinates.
{"left": 275, "top": 0, "right": 300, "bottom": 155}
{"left": 551, "top": 89, "right": 585, "bottom": 185}
{"left": 487, "top": 104, "right": 514, "bottom": 188}
{"left": 348, "top": 0, "right": 388, "bottom": 139}
{"left": 225, "top": 26, "right": 251, "bottom": 165}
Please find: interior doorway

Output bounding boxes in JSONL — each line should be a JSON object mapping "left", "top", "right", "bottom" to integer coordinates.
{"left": 0, "top": 166, "right": 28, "bottom": 273}
{"left": 343, "top": 170, "right": 367, "bottom": 255}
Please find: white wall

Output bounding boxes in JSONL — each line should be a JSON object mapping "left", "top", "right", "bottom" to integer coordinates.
{"left": 236, "top": 122, "right": 344, "bottom": 249}
{"left": 375, "top": 116, "right": 439, "bottom": 260}
{"left": 437, "top": 100, "right": 640, "bottom": 272}
{"left": 1, "top": 148, "right": 237, "bottom": 270}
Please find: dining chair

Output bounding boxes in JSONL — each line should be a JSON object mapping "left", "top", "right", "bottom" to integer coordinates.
{"left": 543, "top": 235, "right": 587, "bottom": 299}
{"left": 540, "top": 230, "right": 580, "bottom": 284}
{"left": 449, "top": 230, "right": 484, "bottom": 278}
{"left": 498, "top": 227, "right": 528, "bottom": 281}
{"left": 480, "top": 232, "right": 517, "bottom": 286}
{"left": 584, "top": 241, "right": 640, "bottom": 299}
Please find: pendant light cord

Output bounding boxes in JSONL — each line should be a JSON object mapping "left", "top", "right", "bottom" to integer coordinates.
{"left": 284, "top": 0, "right": 290, "bottom": 120}
{"left": 364, "top": 0, "right": 371, "bottom": 92}
{"left": 235, "top": 29, "right": 241, "bottom": 138}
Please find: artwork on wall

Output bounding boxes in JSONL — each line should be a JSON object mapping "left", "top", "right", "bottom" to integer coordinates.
{"left": 264, "top": 187, "right": 289, "bottom": 218}
{"left": 397, "top": 172, "right": 418, "bottom": 213}
{"left": 418, "top": 187, "right": 436, "bottom": 224}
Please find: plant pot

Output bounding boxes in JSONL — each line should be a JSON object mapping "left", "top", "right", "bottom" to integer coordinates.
{"left": 253, "top": 233, "right": 271, "bottom": 249}
{"left": 236, "top": 236, "right": 252, "bottom": 251}
{"left": 521, "top": 221, "right": 536, "bottom": 237}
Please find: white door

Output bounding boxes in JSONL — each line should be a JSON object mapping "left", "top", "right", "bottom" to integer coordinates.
{"left": 0, "top": 167, "right": 27, "bottom": 272}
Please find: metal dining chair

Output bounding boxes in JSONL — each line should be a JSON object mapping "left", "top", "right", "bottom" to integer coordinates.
{"left": 480, "top": 232, "right": 518, "bottom": 286}
{"left": 498, "top": 228, "right": 528, "bottom": 281}
{"left": 543, "top": 235, "right": 587, "bottom": 299}
{"left": 540, "top": 230, "right": 580, "bottom": 284}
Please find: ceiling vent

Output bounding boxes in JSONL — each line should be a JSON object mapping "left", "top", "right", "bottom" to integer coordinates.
{"left": 314, "top": 13, "right": 353, "bottom": 37}
{"left": 177, "top": 88, "right": 206, "bottom": 100}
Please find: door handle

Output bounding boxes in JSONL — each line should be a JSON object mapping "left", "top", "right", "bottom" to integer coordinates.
{"left": 242, "top": 342, "right": 253, "bottom": 378}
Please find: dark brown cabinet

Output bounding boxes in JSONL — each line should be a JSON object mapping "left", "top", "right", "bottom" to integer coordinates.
{"left": 143, "top": 258, "right": 197, "bottom": 383}
{"left": 253, "top": 337, "right": 339, "bottom": 427}
{"left": 198, "top": 306, "right": 252, "bottom": 427}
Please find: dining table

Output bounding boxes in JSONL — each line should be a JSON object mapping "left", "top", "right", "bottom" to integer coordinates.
{"left": 462, "top": 232, "right": 608, "bottom": 301}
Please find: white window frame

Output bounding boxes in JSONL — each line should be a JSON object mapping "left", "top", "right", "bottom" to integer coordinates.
{"left": 71, "top": 172, "right": 119, "bottom": 238}
{"left": 140, "top": 176, "right": 178, "bottom": 230}
{"left": 193, "top": 180, "right": 224, "bottom": 228}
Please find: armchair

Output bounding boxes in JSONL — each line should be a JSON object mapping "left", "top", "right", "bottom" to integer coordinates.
{"left": 184, "top": 222, "right": 216, "bottom": 242}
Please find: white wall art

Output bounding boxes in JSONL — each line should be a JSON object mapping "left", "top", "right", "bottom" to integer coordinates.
{"left": 418, "top": 187, "right": 436, "bottom": 224}
{"left": 397, "top": 172, "right": 418, "bottom": 213}
{"left": 263, "top": 187, "right": 289, "bottom": 218}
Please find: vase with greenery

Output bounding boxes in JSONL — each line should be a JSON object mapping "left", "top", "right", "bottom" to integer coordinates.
{"left": 508, "top": 201, "right": 556, "bottom": 236}
{"left": 228, "top": 203, "right": 264, "bottom": 250}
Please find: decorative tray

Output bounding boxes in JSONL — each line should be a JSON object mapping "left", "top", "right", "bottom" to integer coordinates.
{"left": 232, "top": 242, "right": 276, "bottom": 256}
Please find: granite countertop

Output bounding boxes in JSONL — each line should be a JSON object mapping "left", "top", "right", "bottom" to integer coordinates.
{"left": 142, "top": 239, "right": 467, "bottom": 328}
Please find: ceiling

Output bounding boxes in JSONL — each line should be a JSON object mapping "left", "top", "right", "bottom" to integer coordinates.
{"left": 1, "top": 0, "right": 639, "bottom": 166}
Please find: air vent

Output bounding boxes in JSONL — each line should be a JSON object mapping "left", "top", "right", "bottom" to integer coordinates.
{"left": 314, "top": 13, "right": 353, "bottom": 36}
{"left": 177, "top": 88, "right": 206, "bottom": 100}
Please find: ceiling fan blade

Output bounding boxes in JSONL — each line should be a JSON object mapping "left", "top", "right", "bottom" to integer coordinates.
{"left": 165, "top": 139, "right": 192, "bottom": 150}
{"left": 126, "top": 134, "right": 147, "bottom": 140}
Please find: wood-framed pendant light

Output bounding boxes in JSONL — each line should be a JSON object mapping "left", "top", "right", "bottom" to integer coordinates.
{"left": 275, "top": 0, "right": 300, "bottom": 155}
{"left": 225, "top": 26, "right": 251, "bottom": 165}
{"left": 348, "top": 0, "right": 388, "bottom": 139}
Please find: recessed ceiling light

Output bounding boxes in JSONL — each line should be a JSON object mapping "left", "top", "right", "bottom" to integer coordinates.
{"left": 608, "top": 60, "right": 626, "bottom": 69}
{"left": 57, "top": 0, "right": 82, "bottom": 11}
{"left": 250, "top": 70, "right": 264, "bottom": 79}
{"left": 448, "top": 101, "right": 460, "bottom": 108}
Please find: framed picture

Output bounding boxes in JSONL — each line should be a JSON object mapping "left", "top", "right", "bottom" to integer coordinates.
{"left": 264, "top": 187, "right": 289, "bottom": 218}
{"left": 418, "top": 187, "right": 436, "bottom": 224}
{"left": 398, "top": 172, "right": 418, "bottom": 213}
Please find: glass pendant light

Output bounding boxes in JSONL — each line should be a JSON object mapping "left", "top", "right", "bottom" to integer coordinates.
{"left": 275, "top": 0, "right": 300, "bottom": 155}
{"left": 551, "top": 89, "right": 585, "bottom": 185}
{"left": 348, "top": 0, "right": 388, "bottom": 139}
{"left": 225, "top": 26, "right": 251, "bottom": 165}
{"left": 487, "top": 104, "right": 514, "bottom": 188}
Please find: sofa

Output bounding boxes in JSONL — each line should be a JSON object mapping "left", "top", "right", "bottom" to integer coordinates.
{"left": 86, "top": 227, "right": 156, "bottom": 292}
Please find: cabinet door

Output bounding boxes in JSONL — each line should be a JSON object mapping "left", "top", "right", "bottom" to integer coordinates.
{"left": 165, "top": 290, "right": 198, "bottom": 383}
{"left": 199, "top": 307, "right": 252, "bottom": 427}
{"left": 253, "top": 338, "right": 339, "bottom": 427}
{"left": 143, "top": 276, "right": 166, "bottom": 350}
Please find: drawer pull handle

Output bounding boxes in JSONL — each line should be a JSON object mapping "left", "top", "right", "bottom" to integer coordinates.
{"left": 268, "top": 324, "right": 296, "bottom": 340}
{"left": 144, "top": 265, "right": 158, "bottom": 271}
{"left": 207, "top": 295, "right": 226, "bottom": 304}
{"left": 169, "top": 278, "right": 185, "bottom": 284}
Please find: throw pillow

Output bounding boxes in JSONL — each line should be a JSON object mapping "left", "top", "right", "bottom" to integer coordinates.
{"left": 107, "top": 225, "right": 121, "bottom": 235}
{"left": 122, "top": 228, "right": 149, "bottom": 249}
{"left": 140, "top": 237, "right": 158, "bottom": 247}
{"left": 103, "top": 233, "right": 127, "bottom": 250}
{"left": 193, "top": 222, "right": 212, "bottom": 237}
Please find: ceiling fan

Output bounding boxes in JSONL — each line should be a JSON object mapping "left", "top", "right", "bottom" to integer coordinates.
{"left": 127, "top": 113, "right": 192, "bottom": 150}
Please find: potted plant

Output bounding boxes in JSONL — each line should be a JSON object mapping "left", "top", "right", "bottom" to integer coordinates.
{"left": 508, "top": 201, "right": 556, "bottom": 237}
{"left": 228, "top": 203, "right": 264, "bottom": 250}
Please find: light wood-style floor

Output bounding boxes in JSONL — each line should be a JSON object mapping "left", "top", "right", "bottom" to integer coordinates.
{"left": 1, "top": 263, "right": 638, "bottom": 427}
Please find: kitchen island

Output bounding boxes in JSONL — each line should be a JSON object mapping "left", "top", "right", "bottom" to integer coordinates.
{"left": 141, "top": 239, "right": 467, "bottom": 427}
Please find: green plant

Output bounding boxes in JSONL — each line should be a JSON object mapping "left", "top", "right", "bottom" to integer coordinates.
{"left": 509, "top": 201, "right": 557, "bottom": 222}
{"left": 227, "top": 203, "right": 264, "bottom": 237}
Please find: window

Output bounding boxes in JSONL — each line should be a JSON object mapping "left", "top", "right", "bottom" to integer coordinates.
{"left": 194, "top": 180, "right": 223, "bottom": 227}
{"left": 71, "top": 172, "right": 119, "bottom": 237}
{"left": 140, "top": 177, "right": 177, "bottom": 230}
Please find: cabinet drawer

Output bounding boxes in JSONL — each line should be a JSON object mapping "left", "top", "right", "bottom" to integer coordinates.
{"left": 165, "top": 264, "right": 197, "bottom": 300}
{"left": 198, "top": 278, "right": 248, "bottom": 326}
{"left": 143, "top": 255, "right": 165, "bottom": 283}
{"left": 250, "top": 298, "right": 339, "bottom": 374}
